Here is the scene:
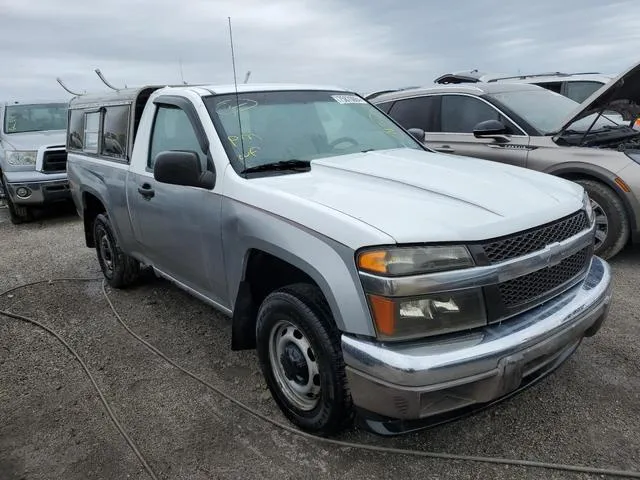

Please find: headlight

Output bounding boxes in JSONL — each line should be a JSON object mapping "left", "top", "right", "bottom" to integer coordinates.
{"left": 583, "top": 190, "right": 595, "bottom": 225}
{"left": 6, "top": 150, "right": 37, "bottom": 166}
{"left": 367, "top": 288, "right": 487, "bottom": 341}
{"left": 357, "top": 245, "right": 474, "bottom": 276}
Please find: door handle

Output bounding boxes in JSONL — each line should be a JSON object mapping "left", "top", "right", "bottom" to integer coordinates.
{"left": 138, "top": 183, "right": 155, "bottom": 199}
{"left": 433, "top": 145, "right": 455, "bottom": 153}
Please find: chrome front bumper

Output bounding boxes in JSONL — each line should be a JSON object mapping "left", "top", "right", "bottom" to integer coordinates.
{"left": 3, "top": 170, "right": 70, "bottom": 205}
{"left": 342, "top": 256, "right": 612, "bottom": 428}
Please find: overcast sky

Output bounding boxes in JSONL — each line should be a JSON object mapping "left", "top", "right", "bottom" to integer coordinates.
{"left": 1, "top": 0, "right": 639, "bottom": 101}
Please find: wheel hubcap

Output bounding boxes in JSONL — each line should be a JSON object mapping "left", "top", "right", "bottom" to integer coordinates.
{"left": 269, "top": 320, "right": 321, "bottom": 411}
{"left": 99, "top": 231, "right": 114, "bottom": 275}
{"left": 591, "top": 199, "right": 608, "bottom": 251}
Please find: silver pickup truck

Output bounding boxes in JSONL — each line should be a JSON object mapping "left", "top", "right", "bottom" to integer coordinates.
{"left": 0, "top": 100, "right": 70, "bottom": 224}
{"left": 66, "top": 83, "right": 612, "bottom": 436}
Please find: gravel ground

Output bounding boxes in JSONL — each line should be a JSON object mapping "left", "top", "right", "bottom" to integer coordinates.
{"left": 0, "top": 204, "right": 639, "bottom": 480}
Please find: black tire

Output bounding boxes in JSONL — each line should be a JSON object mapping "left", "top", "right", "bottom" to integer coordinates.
{"left": 576, "top": 179, "right": 629, "bottom": 260}
{"left": 256, "top": 283, "right": 354, "bottom": 436}
{"left": 6, "top": 197, "right": 32, "bottom": 225}
{"left": 93, "top": 213, "right": 140, "bottom": 288}
{"left": 1, "top": 174, "right": 32, "bottom": 225}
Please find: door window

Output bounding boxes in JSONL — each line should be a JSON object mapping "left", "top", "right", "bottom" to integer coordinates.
{"left": 387, "top": 96, "right": 439, "bottom": 132}
{"left": 565, "top": 81, "right": 604, "bottom": 103}
{"left": 440, "top": 95, "right": 518, "bottom": 134}
{"left": 148, "top": 105, "right": 206, "bottom": 169}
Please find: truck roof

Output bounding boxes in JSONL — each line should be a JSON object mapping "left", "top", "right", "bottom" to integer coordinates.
{"left": 1, "top": 99, "right": 69, "bottom": 107}
{"left": 68, "top": 83, "right": 352, "bottom": 109}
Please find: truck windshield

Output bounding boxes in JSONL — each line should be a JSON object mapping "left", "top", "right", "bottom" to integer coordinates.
{"left": 203, "top": 90, "right": 422, "bottom": 172}
{"left": 3, "top": 103, "right": 68, "bottom": 134}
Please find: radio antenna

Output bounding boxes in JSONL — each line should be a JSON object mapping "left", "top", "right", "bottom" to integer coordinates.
{"left": 228, "top": 16, "right": 247, "bottom": 172}
{"left": 179, "top": 58, "right": 187, "bottom": 85}
{"left": 56, "top": 77, "right": 83, "bottom": 96}
{"left": 243, "top": 70, "right": 251, "bottom": 84}
{"left": 94, "top": 68, "right": 121, "bottom": 91}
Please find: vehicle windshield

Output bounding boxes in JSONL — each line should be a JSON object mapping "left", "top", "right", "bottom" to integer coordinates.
{"left": 488, "top": 89, "right": 624, "bottom": 135}
{"left": 203, "top": 90, "right": 422, "bottom": 172}
{"left": 3, "top": 103, "right": 68, "bottom": 134}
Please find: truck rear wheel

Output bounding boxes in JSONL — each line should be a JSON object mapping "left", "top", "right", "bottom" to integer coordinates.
{"left": 255, "top": 283, "right": 354, "bottom": 436}
{"left": 576, "top": 179, "right": 629, "bottom": 259}
{"left": 93, "top": 213, "right": 140, "bottom": 288}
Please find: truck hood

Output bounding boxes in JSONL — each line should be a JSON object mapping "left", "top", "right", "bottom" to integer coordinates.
{"left": 1, "top": 130, "right": 66, "bottom": 150}
{"left": 254, "top": 148, "right": 584, "bottom": 244}
{"left": 556, "top": 59, "right": 640, "bottom": 135}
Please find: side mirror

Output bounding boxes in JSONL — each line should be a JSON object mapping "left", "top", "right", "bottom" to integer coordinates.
{"left": 407, "top": 127, "right": 426, "bottom": 143}
{"left": 473, "top": 119, "right": 508, "bottom": 138}
{"left": 153, "top": 150, "right": 215, "bottom": 189}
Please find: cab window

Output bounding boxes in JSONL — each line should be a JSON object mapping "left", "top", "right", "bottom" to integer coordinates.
{"left": 148, "top": 105, "right": 206, "bottom": 169}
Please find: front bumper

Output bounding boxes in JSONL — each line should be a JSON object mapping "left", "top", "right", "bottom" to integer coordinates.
{"left": 342, "top": 256, "right": 612, "bottom": 434}
{"left": 3, "top": 170, "right": 70, "bottom": 205}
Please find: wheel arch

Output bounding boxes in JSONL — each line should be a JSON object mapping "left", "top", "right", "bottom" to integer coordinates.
{"left": 231, "top": 245, "right": 348, "bottom": 351}
{"left": 546, "top": 163, "right": 637, "bottom": 236}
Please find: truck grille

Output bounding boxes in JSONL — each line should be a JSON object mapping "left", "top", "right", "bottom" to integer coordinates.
{"left": 42, "top": 150, "right": 67, "bottom": 172}
{"left": 497, "top": 246, "right": 590, "bottom": 308}
{"left": 482, "top": 211, "right": 588, "bottom": 264}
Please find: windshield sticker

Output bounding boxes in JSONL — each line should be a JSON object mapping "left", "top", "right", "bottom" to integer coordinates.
{"left": 331, "top": 94, "right": 366, "bottom": 105}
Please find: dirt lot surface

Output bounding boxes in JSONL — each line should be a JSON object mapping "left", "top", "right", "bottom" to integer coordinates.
{"left": 1, "top": 204, "right": 639, "bottom": 480}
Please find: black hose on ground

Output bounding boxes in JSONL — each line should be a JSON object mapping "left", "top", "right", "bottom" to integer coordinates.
{"left": 1, "top": 277, "right": 639, "bottom": 479}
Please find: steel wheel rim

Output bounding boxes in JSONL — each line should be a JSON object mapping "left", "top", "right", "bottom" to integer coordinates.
{"left": 592, "top": 199, "right": 608, "bottom": 251}
{"left": 268, "top": 319, "right": 321, "bottom": 411}
{"left": 98, "top": 229, "right": 114, "bottom": 275}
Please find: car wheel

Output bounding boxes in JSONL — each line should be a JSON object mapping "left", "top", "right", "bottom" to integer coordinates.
{"left": 576, "top": 179, "right": 629, "bottom": 259}
{"left": 93, "top": 213, "right": 140, "bottom": 288}
{"left": 6, "top": 197, "right": 32, "bottom": 225}
{"left": 1, "top": 175, "right": 32, "bottom": 225}
{"left": 256, "top": 283, "right": 354, "bottom": 436}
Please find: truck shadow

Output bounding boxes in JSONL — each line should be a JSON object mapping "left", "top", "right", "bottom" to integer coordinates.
{"left": 0, "top": 200, "right": 79, "bottom": 227}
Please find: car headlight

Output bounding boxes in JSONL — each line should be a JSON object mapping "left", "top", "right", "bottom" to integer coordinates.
{"left": 357, "top": 245, "right": 474, "bottom": 276}
{"left": 583, "top": 190, "right": 595, "bottom": 225}
{"left": 6, "top": 150, "right": 37, "bottom": 166}
{"left": 367, "top": 288, "right": 487, "bottom": 341}
{"left": 357, "top": 245, "right": 483, "bottom": 340}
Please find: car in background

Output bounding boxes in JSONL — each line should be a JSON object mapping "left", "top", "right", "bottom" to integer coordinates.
{"left": 371, "top": 60, "right": 640, "bottom": 259}
{"left": 363, "top": 86, "right": 420, "bottom": 101}
{"left": 434, "top": 70, "right": 614, "bottom": 103}
{"left": 0, "top": 100, "right": 70, "bottom": 224}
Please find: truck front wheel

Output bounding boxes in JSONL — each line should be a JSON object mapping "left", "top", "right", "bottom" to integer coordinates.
{"left": 93, "top": 213, "right": 140, "bottom": 288}
{"left": 256, "top": 283, "right": 354, "bottom": 436}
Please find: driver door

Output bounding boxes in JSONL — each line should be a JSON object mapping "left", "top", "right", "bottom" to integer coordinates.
{"left": 127, "top": 99, "right": 226, "bottom": 305}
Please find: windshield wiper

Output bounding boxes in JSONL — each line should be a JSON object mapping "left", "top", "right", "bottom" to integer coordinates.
{"left": 241, "top": 159, "right": 311, "bottom": 174}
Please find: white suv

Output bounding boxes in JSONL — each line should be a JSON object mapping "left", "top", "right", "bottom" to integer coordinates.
{"left": 434, "top": 70, "right": 614, "bottom": 103}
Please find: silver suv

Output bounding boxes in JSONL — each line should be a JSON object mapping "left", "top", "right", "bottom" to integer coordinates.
{"left": 433, "top": 70, "right": 614, "bottom": 103}
{"left": 371, "top": 60, "right": 640, "bottom": 259}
